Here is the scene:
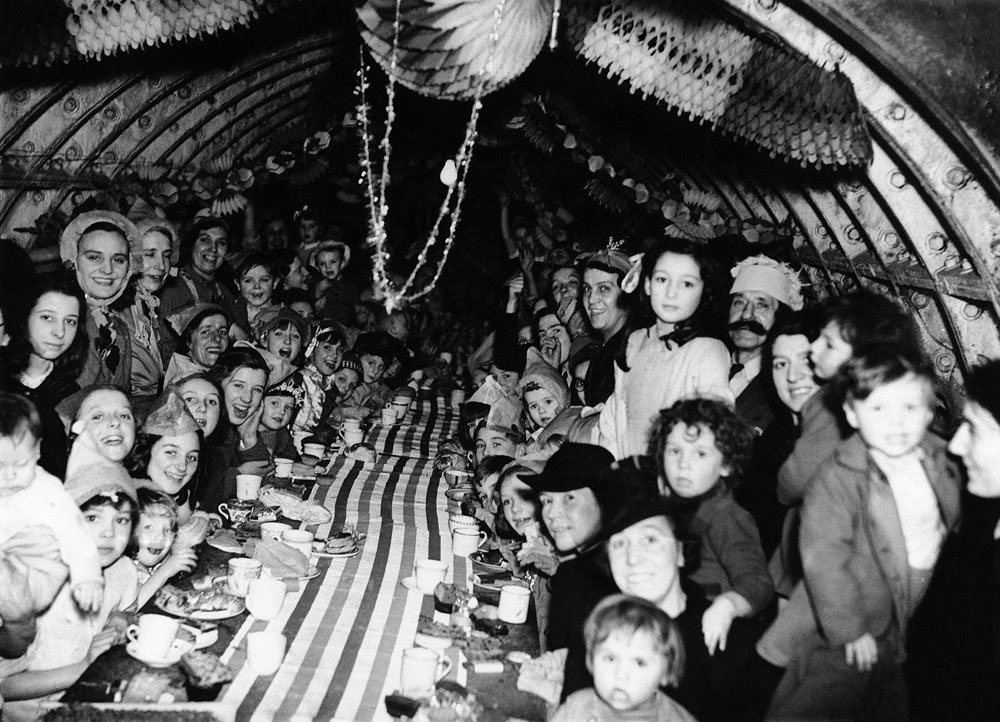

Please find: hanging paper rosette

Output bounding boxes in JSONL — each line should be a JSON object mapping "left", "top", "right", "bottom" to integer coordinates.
{"left": 356, "top": 0, "right": 555, "bottom": 100}
{"left": 265, "top": 151, "right": 297, "bottom": 176}
{"left": 212, "top": 165, "right": 255, "bottom": 216}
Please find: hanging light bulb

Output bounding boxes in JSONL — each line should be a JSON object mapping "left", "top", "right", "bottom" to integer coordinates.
{"left": 439, "top": 159, "right": 458, "bottom": 187}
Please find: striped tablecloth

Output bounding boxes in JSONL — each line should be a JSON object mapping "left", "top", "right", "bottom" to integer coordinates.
{"left": 218, "top": 391, "right": 473, "bottom": 722}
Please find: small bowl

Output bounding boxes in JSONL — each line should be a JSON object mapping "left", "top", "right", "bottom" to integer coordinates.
{"left": 445, "top": 487, "right": 475, "bottom": 501}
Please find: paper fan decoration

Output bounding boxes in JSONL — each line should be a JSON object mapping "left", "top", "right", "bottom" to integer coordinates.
{"left": 564, "top": 0, "right": 872, "bottom": 169}
{"left": 356, "top": 0, "right": 554, "bottom": 100}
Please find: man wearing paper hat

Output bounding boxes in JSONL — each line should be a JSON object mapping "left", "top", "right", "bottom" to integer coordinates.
{"left": 727, "top": 255, "right": 804, "bottom": 434}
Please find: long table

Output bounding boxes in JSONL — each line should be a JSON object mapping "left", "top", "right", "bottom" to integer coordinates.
{"left": 216, "top": 390, "right": 486, "bottom": 721}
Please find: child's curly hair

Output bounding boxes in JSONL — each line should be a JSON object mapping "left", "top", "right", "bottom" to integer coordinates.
{"left": 649, "top": 398, "right": 755, "bottom": 490}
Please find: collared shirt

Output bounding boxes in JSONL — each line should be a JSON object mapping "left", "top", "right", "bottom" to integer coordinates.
{"left": 728, "top": 354, "right": 762, "bottom": 398}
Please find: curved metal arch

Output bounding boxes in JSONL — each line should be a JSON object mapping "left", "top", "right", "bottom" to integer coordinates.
{"left": 0, "top": 74, "right": 144, "bottom": 226}
{"left": 120, "top": 38, "right": 338, "bottom": 171}
{"left": 229, "top": 106, "right": 312, "bottom": 161}
{"left": 175, "top": 60, "right": 332, "bottom": 170}
{"left": 0, "top": 82, "right": 76, "bottom": 154}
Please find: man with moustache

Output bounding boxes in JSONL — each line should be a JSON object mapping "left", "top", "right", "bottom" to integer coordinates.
{"left": 727, "top": 256, "right": 804, "bottom": 434}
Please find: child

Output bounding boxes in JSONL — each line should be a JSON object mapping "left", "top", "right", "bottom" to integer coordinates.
{"left": 598, "top": 236, "right": 733, "bottom": 459}
{"left": 310, "top": 240, "right": 358, "bottom": 325}
{"left": 290, "top": 321, "right": 344, "bottom": 445}
{"left": 258, "top": 381, "right": 301, "bottom": 462}
{"left": 552, "top": 594, "right": 695, "bottom": 722}
{"left": 652, "top": 399, "right": 773, "bottom": 655}
{"left": 63, "top": 385, "right": 137, "bottom": 477}
{"left": 0, "top": 462, "right": 139, "bottom": 721}
{"left": 0, "top": 393, "right": 104, "bottom": 616}
{"left": 131, "top": 487, "right": 197, "bottom": 607}
{"left": 253, "top": 306, "right": 307, "bottom": 365}
{"left": 519, "top": 349, "right": 570, "bottom": 450}
{"left": 474, "top": 454, "right": 513, "bottom": 529}
{"left": 473, "top": 399, "right": 525, "bottom": 466}
{"left": 331, "top": 354, "right": 362, "bottom": 402}
{"left": 338, "top": 332, "right": 396, "bottom": 416}
{"left": 765, "top": 345, "right": 960, "bottom": 722}
{"left": 232, "top": 253, "right": 279, "bottom": 340}
{"left": 282, "top": 287, "right": 314, "bottom": 323}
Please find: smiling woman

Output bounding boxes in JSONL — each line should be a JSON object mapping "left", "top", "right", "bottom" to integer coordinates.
{"left": 59, "top": 211, "right": 141, "bottom": 393}
{"left": 163, "top": 303, "right": 230, "bottom": 386}
{"left": 190, "top": 347, "right": 272, "bottom": 514}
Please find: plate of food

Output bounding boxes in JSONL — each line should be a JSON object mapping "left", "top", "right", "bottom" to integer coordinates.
{"left": 312, "top": 527, "right": 364, "bottom": 558}
{"left": 155, "top": 585, "right": 245, "bottom": 621}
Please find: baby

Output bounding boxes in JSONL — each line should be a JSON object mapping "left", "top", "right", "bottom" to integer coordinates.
{"left": 552, "top": 594, "right": 695, "bottom": 722}
{"left": 0, "top": 392, "right": 104, "bottom": 614}
{"left": 131, "top": 487, "right": 197, "bottom": 607}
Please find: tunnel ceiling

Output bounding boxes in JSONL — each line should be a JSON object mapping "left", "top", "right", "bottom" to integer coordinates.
{"left": 1, "top": 0, "right": 999, "bottom": 386}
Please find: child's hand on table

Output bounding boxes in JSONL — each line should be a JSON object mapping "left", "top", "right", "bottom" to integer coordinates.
{"left": 701, "top": 596, "right": 737, "bottom": 655}
{"left": 73, "top": 580, "right": 105, "bottom": 613}
{"left": 845, "top": 633, "right": 878, "bottom": 672}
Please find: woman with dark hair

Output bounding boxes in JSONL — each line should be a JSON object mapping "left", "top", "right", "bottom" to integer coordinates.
{"left": 0, "top": 274, "right": 89, "bottom": 477}
{"left": 578, "top": 247, "right": 638, "bottom": 405}
{"left": 190, "top": 346, "right": 271, "bottom": 513}
{"left": 158, "top": 214, "right": 236, "bottom": 321}
{"left": 59, "top": 211, "right": 139, "bottom": 391}
{"left": 163, "top": 303, "right": 229, "bottom": 386}
{"left": 124, "top": 388, "right": 201, "bottom": 524}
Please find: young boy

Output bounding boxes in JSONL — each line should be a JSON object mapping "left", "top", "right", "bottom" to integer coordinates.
{"left": 473, "top": 398, "right": 525, "bottom": 466}
{"left": 652, "top": 399, "right": 773, "bottom": 655}
{"left": 0, "top": 392, "right": 104, "bottom": 615}
{"left": 338, "top": 332, "right": 396, "bottom": 416}
{"left": 311, "top": 240, "right": 358, "bottom": 325}
{"left": 765, "top": 346, "right": 960, "bottom": 722}
{"left": 551, "top": 594, "right": 695, "bottom": 722}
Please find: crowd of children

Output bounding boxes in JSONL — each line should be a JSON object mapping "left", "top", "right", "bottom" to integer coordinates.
{"left": 0, "top": 205, "right": 998, "bottom": 722}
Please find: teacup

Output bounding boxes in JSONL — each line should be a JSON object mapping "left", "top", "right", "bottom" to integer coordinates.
{"left": 227, "top": 557, "right": 263, "bottom": 597}
{"left": 126, "top": 614, "right": 179, "bottom": 660}
{"left": 391, "top": 400, "right": 409, "bottom": 418}
{"left": 260, "top": 521, "right": 292, "bottom": 543}
{"left": 247, "top": 631, "right": 286, "bottom": 676}
{"left": 414, "top": 559, "right": 448, "bottom": 594}
{"left": 246, "top": 574, "right": 286, "bottom": 621}
{"left": 342, "top": 418, "right": 362, "bottom": 433}
{"left": 274, "top": 457, "right": 294, "bottom": 478}
{"left": 281, "top": 529, "right": 314, "bottom": 560}
{"left": 341, "top": 428, "right": 363, "bottom": 447}
{"left": 381, "top": 406, "right": 398, "bottom": 425}
{"left": 448, "top": 514, "right": 478, "bottom": 535}
{"left": 236, "top": 474, "right": 262, "bottom": 500}
{"left": 450, "top": 389, "right": 465, "bottom": 408}
{"left": 218, "top": 499, "right": 255, "bottom": 526}
{"left": 452, "top": 528, "right": 488, "bottom": 556}
{"left": 498, "top": 584, "right": 531, "bottom": 624}
{"left": 444, "top": 469, "right": 471, "bottom": 488}
{"left": 302, "top": 442, "right": 326, "bottom": 458}
{"left": 400, "top": 646, "right": 452, "bottom": 698}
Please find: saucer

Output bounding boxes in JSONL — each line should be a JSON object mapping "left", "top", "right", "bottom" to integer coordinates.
{"left": 299, "top": 565, "right": 320, "bottom": 581}
{"left": 126, "top": 638, "right": 194, "bottom": 668}
{"left": 400, "top": 576, "right": 434, "bottom": 595}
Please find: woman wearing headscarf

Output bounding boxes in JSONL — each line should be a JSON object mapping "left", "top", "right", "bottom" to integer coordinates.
{"left": 58, "top": 210, "right": 139, "bottom": 392}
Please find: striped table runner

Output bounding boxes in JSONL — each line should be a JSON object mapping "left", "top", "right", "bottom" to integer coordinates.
{"left": 218, "top": 392, "right": 470, "bottom": 722}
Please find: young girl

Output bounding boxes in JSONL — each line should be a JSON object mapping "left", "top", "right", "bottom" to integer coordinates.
{"left": 652, "top": 399, "right": 773, "bottom": 655}
{"left": 0, "top": 463, "right": 139, "bottom": 722}
{"left": 310, "top": 240, "right": 358, "bottom": 325}
{"left": 131, "top": 487, "right": 197, "bottom": 607}
{"left": 598, "top": 237, "right": 733, "bottom": 459}
{"left": 253, "top": 306, "right": 306, "bottom": 366}
{"left": 519, "top": 349, "right": 570, "bottom": 450}
{"left": 258, "top": 382, "right": 301, "bottom": 462}
{"left": 232, "top": 253, "right": 279, "bottom": 340}
{"left": 551, "top": 594, "right": 695, "bottom": 722}
{"left": 290, "top": 321, "right": 343, "bottom": 445}
{"left": 64, "top": 385, "right": 137, "bottom": 477}
{"left": 474, "top": 454, "right": 513, "bottom": 529}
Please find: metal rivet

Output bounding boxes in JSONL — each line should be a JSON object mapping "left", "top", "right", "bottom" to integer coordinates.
{"left": 814, "top": 224, "right": 829, "bottom": 238}
{"left": 887, "top": 102, "right": 906, "bottom": 121}
{"left": 845, "top": 225, "right": 861, "bottom": 243}
{"left": 31, "top": 190, "right": 46, "bottom": 204}
{"left": 962, "top": 303, "right": 984, "bottom": 320}
{"left": 927, "top": 232, "right": 948, "bottom": 253}
{"left": 889, "top": 170, "right": 907, "bottom": 189}
{"left": 882, "top": 231, "right": 901, "bottom": 247}
{"left": 22, "top": 141, "right": 35, "bottom": 153}
{"left": 826, "top": 41, "right": 846, "bottom": 64}
{"left": 911, "top": 292, "right": 930, "bottom": 308}
{"left": 63, "top": 96, "right": 80, "bottom": 114}
{"left": 935, "top": 352, "right": 955, "bottom": 372}
{"left": 944, "top": 166, "right": 971, "bottom": 190}
{"left": 138, "top": 115, "right": 152, "bottom": 130}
